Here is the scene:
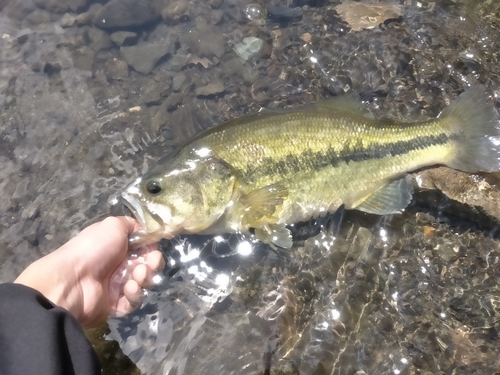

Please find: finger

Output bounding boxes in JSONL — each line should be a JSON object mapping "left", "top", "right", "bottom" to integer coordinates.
{"left": 112, "top": 296, "right": 137, "bottom": 317}
{"left": 136, "top": 242, "right": 159, "bottom": 255}
{"left": 102, "top": 216, "right": 139, "bottom": 235}
{"left": 123, "top": 279, "right": 145, "bottom": 307}
{"left": 145, "top": 250, "right": 165, "bottom": 274}
{"left": 132, "top": 263, "right": 155, "bottom": 289}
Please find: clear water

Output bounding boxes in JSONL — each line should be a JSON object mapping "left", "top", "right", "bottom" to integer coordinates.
{"left": 1, "top": 0, "right": 500, "bottom": 374}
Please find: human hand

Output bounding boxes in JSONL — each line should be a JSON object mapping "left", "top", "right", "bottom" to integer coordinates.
{"left": 14, "top": 216, "right": 165, "bottom": 328}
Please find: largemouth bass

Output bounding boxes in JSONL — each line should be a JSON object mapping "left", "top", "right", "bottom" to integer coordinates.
{"left": 122, "top": 86, "right": 500, "bottom": 249}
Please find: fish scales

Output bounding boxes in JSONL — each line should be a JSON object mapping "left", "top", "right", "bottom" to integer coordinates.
{"left": 192, "top": 112, "right": 452, "bottom": 189}
{"left": 122, "top": 86, "right": 500, "bottom": 249}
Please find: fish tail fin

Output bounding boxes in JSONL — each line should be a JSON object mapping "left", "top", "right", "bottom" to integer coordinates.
{"left": 442, "top": 85, "right": 500, "bottom": 172}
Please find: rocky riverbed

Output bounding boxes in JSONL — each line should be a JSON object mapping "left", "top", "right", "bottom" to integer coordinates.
{"left": 1, "top": 0, "right": 500, "bottom": 374}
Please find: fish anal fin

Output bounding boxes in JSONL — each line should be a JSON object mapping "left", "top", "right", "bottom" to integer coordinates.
{"left": 254, "top": 224, "right": 293, "bottom": 249}
{"left": 354, "top": 176, "right": 413, "bottom": 215}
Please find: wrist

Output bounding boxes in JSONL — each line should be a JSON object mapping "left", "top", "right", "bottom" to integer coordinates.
{"left": 14, "top": 254, "right": 83, "bottom": 320}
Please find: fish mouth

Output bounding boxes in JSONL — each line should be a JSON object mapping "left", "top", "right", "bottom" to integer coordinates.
{"left": 121, "top": 191, "right": 147, "bottom": 229}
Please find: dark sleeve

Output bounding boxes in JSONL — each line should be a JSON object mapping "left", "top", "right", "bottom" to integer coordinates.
{"left": 0, "top": 283, "right": 101, "bottom": 375}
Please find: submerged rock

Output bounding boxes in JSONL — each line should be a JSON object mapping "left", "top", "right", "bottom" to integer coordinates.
{"left": 141, "top": 80, "right": 171, "bottom": 106}
{"left": 110, "top": 31, "right": 138, "bottom": 46}
{"left": 93, "top": 0, "right": 160, "bottom": 29}
{"left": 120, "top": 43, "right": 170, "bottom": 74}
{"left": 161, "top": 0, "right": 189, "bottom": 23}
{"left": 24, "top": 9, "right": 52, "bottom": 26}
{"left": 87, "top": 28, "right": 112, "bottom": 52}
{"left": 223, "top": 58, "right": 257, "bottom": 84}
{"left": 34, "top": 0, "right": 88, "bottom": 13}
{"left": 179, "top": 25, "right": 226, "bottom": 58}
{"left": 267, "top": 6, "right": 303, "bottom": 22}
{"left": 165, "top": 54, "right": 188, "bottom": 72}
{"left": 209, "top": 0, "right": 222, "bottom": 9}
{"left": 335, "top": 2, "right": 402, "bottom": 31}
{"left": 412, "top": 168, "right": 500, "bottom": 222}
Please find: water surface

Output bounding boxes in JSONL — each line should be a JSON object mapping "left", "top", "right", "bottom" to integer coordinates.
{"left": 1, "top": 0, "right": 500, "bottom": 374}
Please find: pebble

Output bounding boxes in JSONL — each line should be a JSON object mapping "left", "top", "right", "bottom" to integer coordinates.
{"left": 423, "top": 226, "right": 436, "bottom": 238}
{"left": 300, "top": 33, "right": 312, "bottom": 43}
{"left": 165, "top": 93, "right": 183, "bottom": 111}
{"left": 251, "top": 78, "right": 270, "bottom": 105}
{"left": 25, "top": 9, "right": 52, "bottom": 26}
{"left": 172, "top": 72, "right": 188, "bottom": 91}
{"left": 209, "top": 0, "right": 223, "bottom": 9}
{"left": 210, "top": 9, "right": 224, "bottom": 24}
{"left": 166, "top": 54, "right": 188, "bottom": 72}
{"left": 60, "top": 13, "right": 76, "bottom": 28}
{"left": 162, "top": 0, "right": 190, "bottom": 23}
{"left": 233, "top": 37, "right": 264, "bottom": 61}
{"left": 103, "top": 58, "right": 129, "bottom": 80}
{"left": 195, "top": 80, "right": 225, "bottom": 97}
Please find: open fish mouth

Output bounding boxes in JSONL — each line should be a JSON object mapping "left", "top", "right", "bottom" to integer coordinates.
{"left": 121, "top": 191, "right": 147, "bottom": 229}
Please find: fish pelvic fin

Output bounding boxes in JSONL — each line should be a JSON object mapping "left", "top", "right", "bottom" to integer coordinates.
{"left": 254, "top": 224, "right": 293, "bottom": 249}
{"left": 442, "top": 85, "right": 500, "bottom": 173}
{"left": 353, "top": 176, "right": 413, "bottom": 215}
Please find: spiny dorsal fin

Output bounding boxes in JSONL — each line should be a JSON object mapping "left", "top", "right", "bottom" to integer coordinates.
{"left": 312, "top": 93, "right": 373, "bottom": 119}
{"left": 353, "top": 176, "right": 413, "bottom": 215}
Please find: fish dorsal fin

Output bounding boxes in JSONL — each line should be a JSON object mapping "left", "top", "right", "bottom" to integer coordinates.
{"left": 313, "top": 93, "right": 373, "bottom": 119}
{"left": 353, "top": 176, "right": 413, "bottom": 215}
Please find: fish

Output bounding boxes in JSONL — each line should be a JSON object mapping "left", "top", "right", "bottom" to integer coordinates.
{"left": 122, "top": 86, "right": 500, "bottom": 250}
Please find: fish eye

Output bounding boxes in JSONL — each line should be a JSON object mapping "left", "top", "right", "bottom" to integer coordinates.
{"left": 146, "top": 180, "right": 162, "bottom": 195}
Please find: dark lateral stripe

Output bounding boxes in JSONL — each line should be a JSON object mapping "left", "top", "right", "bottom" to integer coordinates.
{"left": 244, "top": 133, "right": 450, "bottom": 183}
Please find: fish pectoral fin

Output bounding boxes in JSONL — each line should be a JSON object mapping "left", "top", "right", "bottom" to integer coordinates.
{"left": 237, "top": 184, "right": 291, "bottom": 247}
{"left": 353, "top": 176, "right": 413, "bottom": 215}
{"left": 239, "top": 184, "right": 288, "bottom": 224}
{"left": 254, "top": 224, "right": 293, "bottom": 249}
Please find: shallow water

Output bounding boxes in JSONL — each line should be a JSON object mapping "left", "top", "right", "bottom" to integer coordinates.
{"left": 1, "top": 0, "right": 500, "bottom": 374}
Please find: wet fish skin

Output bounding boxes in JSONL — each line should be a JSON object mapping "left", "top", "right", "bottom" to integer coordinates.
{"left": 122, "top": 86, "right": 500, "bottom": 249}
